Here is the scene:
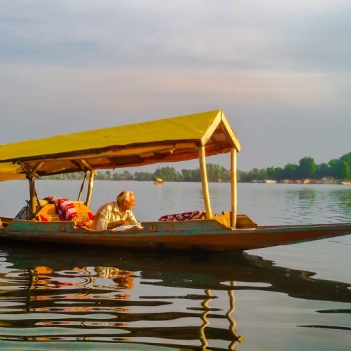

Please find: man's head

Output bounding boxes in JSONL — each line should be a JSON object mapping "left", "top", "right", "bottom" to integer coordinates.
{"left": 117, "top": 191, "right": 135, "bottom": 211}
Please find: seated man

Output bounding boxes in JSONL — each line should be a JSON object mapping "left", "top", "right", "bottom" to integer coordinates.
{"left": 91, "top": 190, "right": 142, "bottom": 231}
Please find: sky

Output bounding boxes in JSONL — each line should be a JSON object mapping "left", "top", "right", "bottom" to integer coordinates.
{"left": 1, "top": 0, "right": 351, "bottom": 172}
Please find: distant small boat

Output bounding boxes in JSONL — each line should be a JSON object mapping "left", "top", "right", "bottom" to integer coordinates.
{"left": 154, "top": 178, "right": 163, "bottom": 185}
{"left": 341, "top": 181, "right": 351, "bottom": 185}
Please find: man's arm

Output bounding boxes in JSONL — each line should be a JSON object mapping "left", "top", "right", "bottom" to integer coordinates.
{"left": 107, "top": 219, "right": 129, "bottom": 229}
{"left": 127, "top": 211, "right": 141, "bottom": 227}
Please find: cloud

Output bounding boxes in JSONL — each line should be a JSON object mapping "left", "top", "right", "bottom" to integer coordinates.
{"left": 1, "top": 0, "right": 351, "bottom": 170}
{"left": 1, "top": 0, "right": 350, "bottom": 72}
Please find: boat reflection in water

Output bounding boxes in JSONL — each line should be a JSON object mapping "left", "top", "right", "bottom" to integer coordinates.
{"left": 0, "top": 245, "right": 350, "bottom": 350}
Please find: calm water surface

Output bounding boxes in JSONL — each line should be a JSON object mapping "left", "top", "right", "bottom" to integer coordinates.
{"left": 0, "top": 181, "right": 351, "bottom": 350}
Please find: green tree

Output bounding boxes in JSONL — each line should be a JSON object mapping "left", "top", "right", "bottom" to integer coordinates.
{"left": 123, "top": 170, "right": 134, "bottom": 180}
{"left": 112, "top": 172, "right": 123, "bottom": 180}
{"left": 190, "top": 169, "right": 201, "bottom": 181}
{"left": 340, "top": 152, "right": 351, "bottom": 170}
{"left": 181, "top": 168, "right": 201, "bottom": 182}
{"left": 220, "top": 169, "right": 230, "bottom": 182}
{"left": 238, "top": 170, "right": 251, "bottom": 182}
{"left": 206, "top": 163, "right": 229, "bottom": 181}
{"left": 134, "top": 172, "right": 153, "bottom": 181}
{"left": 273, "top": 167, "right": 284, "bottom": 181}
{"left": 154, "top": 167, "right": 182, "bottom": 181}
{"left": 315, "top": 163, "right": 329, "bottom": 179}
{"left": 282, "top": 163, "right": 298, "bottom": 180}
{"left": 298, "top": 157, "right": 316, "bottom": 179}
{"left": 328, "top": 159, "right": 339, "bottom": 179}
{"left": 181, "top": 169, "right": 193, "bottom": 181}
{"left": 250, "top": 168, "right": 259, "bottom": 181}
{"left": 266, "top": 167, "right": 276, "bottom": 179}
{"left": 257, "top": 168, "right": 267, "bottom": 180}
{"left": 335, "top": 161, "right": 350, "bottom": 180}
{"left": 95, "top": 171, "right": 110, "bottom": 180}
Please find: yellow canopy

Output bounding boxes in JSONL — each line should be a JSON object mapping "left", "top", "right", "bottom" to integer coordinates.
{"left": 0, "top": 110, "right": 241, "bottom": 177}
{"left": 0, "top": 163, "right": 26, "bottom": 182}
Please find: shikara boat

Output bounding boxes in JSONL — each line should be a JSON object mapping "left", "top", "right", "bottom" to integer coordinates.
{"left": 0, "top": 110, "right": 351, "bottom": 252}
{"left": 153, "top": 178, "right": 163, "bottom": 185}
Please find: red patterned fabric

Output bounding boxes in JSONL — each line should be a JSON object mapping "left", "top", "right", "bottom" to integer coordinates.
{"left": 37, "top": 215, "right": 49, "bottom": 222}
{"left": 158, "top": 210, "right": 205, "bottom": 221}
{"left": 45, "top": 196, "right": 78, "bottom": 221}
{"left": 75, "top": 212, "right": 95, "bottom": 228}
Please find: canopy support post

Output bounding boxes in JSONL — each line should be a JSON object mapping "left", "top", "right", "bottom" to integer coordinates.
{"left": 230, "top": 148, "right": 237, "bottom": 228}
{"left": 78, "top": 171, "right": 88, "bottom": 201}
{"left": 85, "top": 171, "right": 95, "bottom": 208}
{"left": 29, "top": 177, "right": 36, "bottom": 218}
{"left": 199, "top": 146, "right": 212, "bottom": 219}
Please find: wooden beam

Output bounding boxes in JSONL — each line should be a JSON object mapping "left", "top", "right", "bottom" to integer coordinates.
{"left": 20, "top": 162, "right": 45, "bottom": 180}
{"left": 85, "top": 171, "right": 95, "bottom": 207}
{"left": 22, "top": 162, "right": 44, "bottom": 218}
{"left": 230, "top": 148, "right": 237, "bottom": 228}
{"left": 71, "top": 160, "right": 86, "bottom": 172}
{"left": 221, "top": 112, "right": 241, "bottom": 152}
{"left": 199, "top": 146, "right": 212, "bottom": 219}
{"left": 77, "top": 172, "right": 88, "bottom": 201}
{"left": 81, "top": 159, "right": 93, "bottom": 171}
{"left": 200, "top": 111, "right": 222, "bottom": 146}
{"left": 16, "top": 141, "right": 197, "bottom": 165}
{"left": 29, "top": 176, "right": 36, "bottom": 218}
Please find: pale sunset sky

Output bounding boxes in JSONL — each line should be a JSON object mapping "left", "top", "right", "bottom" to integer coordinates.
{"left": 1, "top": 1, "right": 351, "bottom": 171}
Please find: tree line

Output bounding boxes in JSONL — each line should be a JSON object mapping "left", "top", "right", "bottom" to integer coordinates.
{"left": 41, "top": 152, "right": 351, "bottom": 182}
{"left": 240, "top": 152, "right": 351, "bottom": 182}
{"left": 42, "top": 163, "right": 231, "bottom": 182}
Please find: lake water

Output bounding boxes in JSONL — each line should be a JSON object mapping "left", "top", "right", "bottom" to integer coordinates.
{"left": 0, "top": 180, "right": 351, "bottom": 350}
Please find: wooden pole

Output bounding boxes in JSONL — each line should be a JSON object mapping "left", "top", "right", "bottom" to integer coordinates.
{"left": 199, "top": 146, "right": 212, "bottom": 219}
{"left": 85, "top": 171, "right": 95, "bottom": 207}
{"left": 29, "top": 177, "right": 36, "bottom": 218}
{"left": 230, "top": 148, "right": 237, "bottom": 228}
{"left": 78, "top": 172, "right": 88, "bottom": 201}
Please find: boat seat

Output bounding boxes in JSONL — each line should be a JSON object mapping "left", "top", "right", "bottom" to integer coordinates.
{"left": 0, "top": 217, "right": 13, "bottom": 228}
{"left": 158, "top": 210, "right": 257, "bottom": 228}
{"left": 236, "top": 214, "right": 257, "bottom": 228}
{"left": 213, "top": 211, "right": 258, "bottom": 228}
{"left": 35, "top": 201, "right": 94, "bottom": 227}
{"left": 158, "top": 210, "right": 206, "bottom": 221}
{"left": 35, "top": 204, "right": 59, "bottom": 221}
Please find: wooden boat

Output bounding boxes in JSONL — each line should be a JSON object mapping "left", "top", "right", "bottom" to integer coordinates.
{"left": 0, "top": 110, "right": 351, "bottom": 251}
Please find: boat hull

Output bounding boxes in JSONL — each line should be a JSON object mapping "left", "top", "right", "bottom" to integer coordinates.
{"left": 1, "top": 219, "right": 351, "bottom": 251}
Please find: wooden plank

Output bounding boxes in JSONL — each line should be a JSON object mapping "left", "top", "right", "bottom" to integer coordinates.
{"left": 85, "top": 171, "right": 94, "bottom": 207}
{"left": 213, "top": 212, "right": 257, "bottom": 228}
{"left": 29, "top": 177, "right": 36, "bottom": 218}
{"left": 200, "top": 111, "right": 222, "bottom": 146}
{"left": 220, "top": 112, "right": 241, "bottom": 151}
{"left": 199, "top": 146, "right": 212, "bottom": 219}
{"left": 230, "top": 148, "right": 237, "bottom": 228}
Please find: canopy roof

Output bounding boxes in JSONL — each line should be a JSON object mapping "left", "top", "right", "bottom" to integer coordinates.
{"left": 0, "top": 110, "right": 241, "bottom": 177}
{"left": 0, "top": 163, "right": 26, "bottom": 182}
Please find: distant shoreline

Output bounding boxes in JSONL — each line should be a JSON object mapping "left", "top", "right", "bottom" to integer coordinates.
{"left": 32, "top": 178, "right": 351, "bottom": 185}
